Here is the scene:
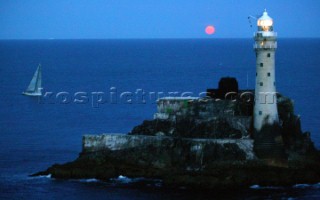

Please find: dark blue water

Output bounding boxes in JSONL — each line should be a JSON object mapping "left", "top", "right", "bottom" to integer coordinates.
{"left": 0, "top": 39, "right": 319, "bottom": 199}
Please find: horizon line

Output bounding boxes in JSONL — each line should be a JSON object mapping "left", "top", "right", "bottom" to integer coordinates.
{"left": 1, "top": 37, "right": 319, "bottom": 41}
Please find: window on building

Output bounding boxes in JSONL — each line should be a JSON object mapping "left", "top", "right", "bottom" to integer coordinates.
{"left": 259, "top": 111, "right": 262, "bottom": 115}
{"left": 260, "top": 82, "right": 263, "bottom": 86}
{"left": 260, "top": 63, "right": 263, "bottom": 67}
{"left": 267, "top": 53, "right": 271, "bottom": 57}
{"left": 256, "top": 72, "right": 257, "bottom": 76}
{"left": 274, "top": 81, "right": 276, "bottom": 86}
{"left": 267, "top": 72, "right": 271, "bottom": 77}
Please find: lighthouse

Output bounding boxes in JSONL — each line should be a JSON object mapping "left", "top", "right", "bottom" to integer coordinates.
{"left": 253, "top": 10, "right": 279, "bottom": 131}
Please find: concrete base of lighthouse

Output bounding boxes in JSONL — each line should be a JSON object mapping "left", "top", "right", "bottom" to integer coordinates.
{"left": 253, "top": 122, "right": 287, "bottom": 160}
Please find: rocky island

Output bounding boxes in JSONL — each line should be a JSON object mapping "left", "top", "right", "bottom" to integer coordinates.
{"left": 33, "top": 10, "right": 320, "bottom": 189}
{"left": 33, "top": 76, "right": 320, "bottom": 189}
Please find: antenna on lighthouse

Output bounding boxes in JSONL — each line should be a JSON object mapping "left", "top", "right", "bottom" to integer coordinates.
{"left": 247, "top": 15, "right": 259, "bottom": 28}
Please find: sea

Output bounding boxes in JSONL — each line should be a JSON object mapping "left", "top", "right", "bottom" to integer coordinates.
{"left": 0, "top": 39, "right": 319, "bottom": 199}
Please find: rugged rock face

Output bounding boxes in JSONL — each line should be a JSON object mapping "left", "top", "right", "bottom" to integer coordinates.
{"left": 129, "top": 118, "right": 244, "bottom": 139}
{"left": 33, "top": 134, "right": 320, "bottom": 189}
{"left": 276, "top": 94, "right": 318, "bottom": 160}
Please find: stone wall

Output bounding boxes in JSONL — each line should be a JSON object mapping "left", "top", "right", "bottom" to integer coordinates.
{"left": 154, "top": 98, "right": 238, "bottom": 121}
{"left": 152, "top": 97, "right": 252, "bottom": 137}
{"left": 82, "top": 134, "right": 256, "bottom": 161}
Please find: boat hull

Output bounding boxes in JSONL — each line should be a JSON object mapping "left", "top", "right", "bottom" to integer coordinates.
{"left": 22, "top": 92, "right": 42, "bottom": 96}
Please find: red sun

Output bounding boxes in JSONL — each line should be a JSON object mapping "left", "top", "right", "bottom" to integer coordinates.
{"left": 205, "top": 25, "right": 215, "bottom": 35}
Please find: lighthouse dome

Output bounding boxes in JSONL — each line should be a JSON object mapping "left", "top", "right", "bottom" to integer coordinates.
{"left": 257, "top": 10, "right": 273, "bottom": 31}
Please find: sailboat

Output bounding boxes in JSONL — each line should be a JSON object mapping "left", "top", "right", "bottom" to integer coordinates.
{"left": 22, "top": 64, "right": 42, "bottom": 96}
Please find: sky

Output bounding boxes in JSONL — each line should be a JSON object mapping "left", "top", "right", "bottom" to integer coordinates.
{"left": 0, "top": 0, "right": 319, "bottom": 39}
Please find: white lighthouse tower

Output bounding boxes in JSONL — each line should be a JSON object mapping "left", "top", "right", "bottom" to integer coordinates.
{"left": 253, "top": 10, "right": 279, "bottom": 131}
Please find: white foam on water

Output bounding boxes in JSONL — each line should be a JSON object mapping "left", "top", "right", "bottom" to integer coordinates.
{"left": 79, "top": 178, "right": 99, "bottom": 183}
{"left": 250, "top": 184, "right": 260, "bottom": 189}
{"left": 312, "top": 182, "right": 320, "bottom": 189}
{"left": 111, "top": 175, "right": 133, "bottom": 184}
{"left": 249, "top": 184, "right": 283, "bottom": 190}
{"left": 109, "top": 175, "right": 163, "bottom": 187}
{"left": 293, "top": 182, "right": 320, "bottom": 189}
{"left": 293, "top": 184, "right": 311, "bottom": 189}
{"left": 251, "top": 182, "right": 320, "bottom": 190}
{"left": 35, "top": 174, "right": 52, "bottom": 179}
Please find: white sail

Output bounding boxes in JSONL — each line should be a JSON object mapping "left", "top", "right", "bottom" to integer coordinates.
{"left": 23, "top": 64, "right": 42, "bottom": 96}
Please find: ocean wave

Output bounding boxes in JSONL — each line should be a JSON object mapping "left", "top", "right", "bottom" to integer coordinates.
{"left": 110, "top": 175, "right": 133, "bottom": 184}
{"left": 28, "top": 174, "right": 52, "bottom": 181}
{"left": 249, "top": 184, "right": 260, "bottom": 189}
{"left": 314, "top": 183, "right": 320, "bottom": 188}
{"left": 250, "top": 182, "right": 320, "bottom": 190}
{"left": 79, "top": 178, "right": 99, "bottom": 183}
{"left": 32, "top": 174, "right": 52, "bottom": 179}
{"left": 250, "top": 184, "right": 283, "bottom": 190}
{"left": 109, "top": 175, "right": 163, "bottom": 187}
{"left": 293, "top": 183, "right": 320, "bottom": 189}
{"left": 293, "top": 184, "right": 311, "bottom": 188}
